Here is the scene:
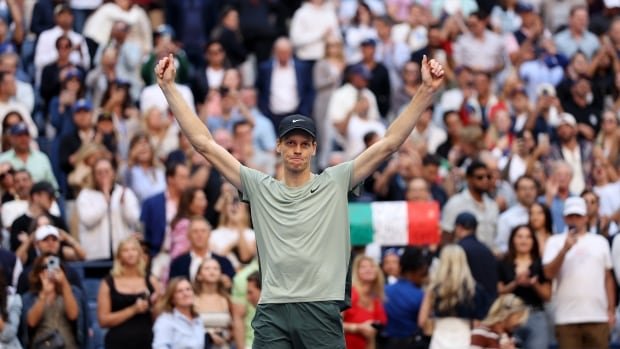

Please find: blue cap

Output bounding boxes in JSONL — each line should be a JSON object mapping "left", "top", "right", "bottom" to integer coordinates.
{"left": 155, "top": 24, "right": 175, "bottom": 39}
{"left": 73, "top": 99, "right": 92, "bottom": 112}
{"left": 9, "top": 122, "right": 29, "bottom": 136}
{"left": 360, "top": 38, "right": 376, "bottom": 47}
{"left": 516, "top": 2, "right": 534, "bottom": 13}
{"left": 349, "top": 64, "right": 371, "bottom": 80}
{"left": 64, "top": 68, "right": 82, "bottom": 81}
{"left": 454, "top": 212, "right": 478, "bottom": 230}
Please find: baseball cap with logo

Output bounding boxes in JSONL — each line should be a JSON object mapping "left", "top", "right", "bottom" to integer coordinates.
{"left": 277, "top": 114, "right": 317, "bottom": 139}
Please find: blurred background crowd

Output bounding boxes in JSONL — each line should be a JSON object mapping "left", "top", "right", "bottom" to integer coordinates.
{"left": 0, "top": 0, "right": 618, "bottom": 348}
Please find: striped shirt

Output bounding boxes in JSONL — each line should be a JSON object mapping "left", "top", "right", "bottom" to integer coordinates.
{"left": 470, "top": 325, "right": 500, "bottom": 349}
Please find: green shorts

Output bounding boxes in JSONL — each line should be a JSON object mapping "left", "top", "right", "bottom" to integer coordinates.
{"left": 251, "top": 301, "right": 345, "bottom": 349}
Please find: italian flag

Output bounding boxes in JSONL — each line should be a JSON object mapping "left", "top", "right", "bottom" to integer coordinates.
{"left": 349, "top": 201, "right": 440, "bottom": 246}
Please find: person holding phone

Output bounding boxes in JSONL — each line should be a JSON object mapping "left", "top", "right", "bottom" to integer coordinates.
{"left": 98, "top": 237, "right": 160, "bottom": 349}
{"left": 21, "top": 253, "right": 83, "bottom": 349}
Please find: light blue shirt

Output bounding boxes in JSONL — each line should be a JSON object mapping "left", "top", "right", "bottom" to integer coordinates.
{"left": 152, "top": 310, "right": 204, "bottom": 349}
{"left": 495, "top": 204, "right": 530, "bottom": 253}
{"left": 554, "top": 29, "right": 600, "bottom": 59}
{"left": 0, "top": 294, "right": 22, "bottom": 349}
{"left": 519, "top": 59, "right": 564, "bottom": 102}
{"left": 126, "top": 165, "right": 166, "bottom": 203}
{"left": 0, "top": 149, "right": 58, "bottom": 189}
{"left": 251, "top": 108, "right": 276, "bottom": 152}
{"left": 538, "top": 195, "right": 571, "bottom": 234}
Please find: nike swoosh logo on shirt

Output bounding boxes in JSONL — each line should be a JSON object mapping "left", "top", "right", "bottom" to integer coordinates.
{"left": 310, "top": 186, "right": 319, "bottom": 193}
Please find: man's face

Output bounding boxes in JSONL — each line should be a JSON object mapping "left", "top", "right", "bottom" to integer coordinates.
{"left": 570, "top": 8, "right": 588, "bottom": 33}
{"left": 468, "top": 168, "right": 491, "bottom": 193}
{"left": 350, "top": 74, "right": 368, "bottom": 89}
{"left": 406, "top": 178, "right": 430, "bottom": 201}
{"left": 564, "top": 214, "right": 587, "bottom": 231}
{"left": 14, "top": 172, "right": 32, "bottom": 197}
{"left": 361, "top": 44, "right": 375, "bottom": 61}
{"left": 33, "top": 192, "right": 53, "bottom": 210}
{"left": 11, "top": 133, "right": 30, "bottom": 152}
{"left": 188, "top": 220, "right": 211, "bottom": 250}
{"left": 1, "top": 73, "right": 16, "bottom": 97}
{"left": 234, "top": 124, "right": 253, "bottom": 144}
{"left": 582, "top": 193, "right": 599, "bottom": 217}
{"left": 74, "top": 110, "right": 93, "bottom": 130}
{"left": 206, "top": 43, "right": 225, "bottom": 66}
{"left": 276, "top": 132, "right": 316, "bottom": 174}
{"left": 556, "top": 124, "right": 576, "bottom": 143}
{"left": 422, "top": 163, "right": 438, "bottom": 183}
{"left": 516, "top": 178, "right": 537, "bottom": 207}
{"left": 36, "top": 235, "right": 60, "bottom": 255}
{"left": 56, "top": 11, "right": 74, "bottom": 30}
{"left": 246, "top": 280, "right": 261, "bottom": 307}
{"left": 467, "top": 15, "right": 485, "bottom": 36}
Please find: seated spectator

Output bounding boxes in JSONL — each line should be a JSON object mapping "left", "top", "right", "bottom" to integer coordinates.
{"left": 239, "top": 88, "right": 276, "bottom": 154}
{"left": 1, "top": 170, "right": 42, "bottom": 229}
{"left": 97, "top": 237, "right": 161, "bottom": 349}
{"left": 469, "top": 294, "right": 529, "bottom": 349}
{"left": 344, "top": 2, "right": 378, "bottom": 64}
{"left": 380, "top": 248, "right": 400, "bottom": 285}
{"left": 0, "top": 72, "right": 37, "bottom": 141}
{"left": 169, "top": 217, "right": 234, "bottom": 284}
{"left": 0, "top": 247, "right": 21, "bottom": 288}
{"left": 289, "top": 0, "right": 340, "bottom": 63}
{"left": 541, "top": 160, "right": 574, "bottom": 234}
{"left": 343, "top": 255, "right": 387, "bottom": 349}
{"left": 0, "top": 162, "right": 14, "bottom": 204}
{"left": 152, "top": 277, "right": 204, "bottom": 349}
{"left": 497, "top": 225, "right": 551, "bottom": 349}
{"left": 16, "top": 224, "right": 84, "bottom": 295}
{"left": 125, "top": 133, "right": 166, "bottom": 204}
{"left": 418, "top": 244, "right": 488, "bottom": 349}
{"left": 382, "top": 247, "right": 428, "bottom": 348}
{"left": 206, "top": 87, "right": 251, "bottom": 134}
{"left": 77, "top": 158, "right": 141, "bottom": 261}
{"left": 211, "top": 7, "right": 248, "bottom": 67}
{"left": 210, "top": 187, "right": 256, "bottom": 269}
{"left": 0, "top": 123, "right": 57, "bottom": 188}
{"left": 167, "top": 187, "right": 208, "bottom": 260}
{"left": 194, "top": 258, "right": 236, "bottom": 349}
{"left": 0, "top": 111, "right": 28, "bottom": 153}
{"left": 410, "top": 105, "right": 446, "bottom": 156}
{"left": 0, "top": 265, "right": 21, "bottom": 348}
{"left": 528, "top": 202, "right": 554, "bottom": 256}
{"left": 47, "top": 65, "right": 87, "bottom": 139}
{"left": 21, "top": 254, "right": 85, "bottom": 349}
{"left": 421, "top": 154, "right": 448, "bottom": 208}
{"left": 454, "top": 212, "right": 498, "bottom": 304}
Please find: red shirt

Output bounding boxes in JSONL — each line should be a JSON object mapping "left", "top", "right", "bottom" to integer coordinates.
{"left": 343, "top": 287, "right": 387, "bottom": 349}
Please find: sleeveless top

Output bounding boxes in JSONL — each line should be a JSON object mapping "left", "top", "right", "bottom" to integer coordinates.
{"left": 104, "top": 275, "right": 155, "bottom": 349}
{"left": 200, "top": 311, "right": 233, "bottom": 349}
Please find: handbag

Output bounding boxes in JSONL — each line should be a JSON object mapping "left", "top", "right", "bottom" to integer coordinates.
{"left": 32, "top": 329, "right": 65, "bottom": 349}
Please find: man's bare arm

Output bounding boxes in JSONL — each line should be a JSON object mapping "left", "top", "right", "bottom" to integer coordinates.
{"left": 352, "top": 56, "right": 444, "bottom": 186}
{"left": 156, "top": 54, "right": 242, "bottom": 189}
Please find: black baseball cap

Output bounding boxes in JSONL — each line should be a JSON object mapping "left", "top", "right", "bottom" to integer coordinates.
{"left": 454, "top": 212, "right": 478, "bottom": 230}
{"left": 277, "top": 114, "right": 316, "bottom": 139}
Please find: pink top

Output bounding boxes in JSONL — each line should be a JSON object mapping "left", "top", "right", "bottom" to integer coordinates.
{"left": 170, "top": 218, "right": 191, "bottom": 260}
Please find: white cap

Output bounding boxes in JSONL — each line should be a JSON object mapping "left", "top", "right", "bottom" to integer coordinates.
{"left": 557, "top": 112, "right": 577, "bottom": 127}
{"left": 605, "top": 0, "right": 620, "bottom": 8}
{"left": 563, "top": 197, "right": 587, "bottom": 217}
{"left": 35, "top": 225, "right": 60, "bottom": 241}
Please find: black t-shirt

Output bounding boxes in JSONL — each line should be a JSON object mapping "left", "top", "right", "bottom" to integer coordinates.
{"left": 498, "top": 258, "right": 549, "bottom": 310}
{"left": 10, "top": 213, "right": 69, "bottom": 267}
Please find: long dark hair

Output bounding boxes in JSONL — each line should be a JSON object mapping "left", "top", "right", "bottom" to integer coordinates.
{"left": 529, "top": 202, "right": 553, "bottom": 235}
{"left": 505, "top": 224, "right": 541, "bottom": 263}
{"left": 171, "top": 187, "right": 203, "bottom": 229}
{"left": 0, "top": 265, "right": 7, "bottom": 321}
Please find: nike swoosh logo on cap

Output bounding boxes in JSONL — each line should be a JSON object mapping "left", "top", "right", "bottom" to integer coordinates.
{"left": 292, "top": 119, "right": 302, "bottom": 123}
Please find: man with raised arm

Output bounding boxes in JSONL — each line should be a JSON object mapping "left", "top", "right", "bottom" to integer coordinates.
{"left": 155, "top": 53, "right": 444, "bottom": 349}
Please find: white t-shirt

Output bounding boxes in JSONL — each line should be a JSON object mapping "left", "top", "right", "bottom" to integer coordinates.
{"left": 209, "top": 227, "right": 256, "bottom": 268}
{"left": 345, "top": 116, "right": 386, "bottom": 160}
{"left": 543, "top": 233, "right": 612, "bottom": 325}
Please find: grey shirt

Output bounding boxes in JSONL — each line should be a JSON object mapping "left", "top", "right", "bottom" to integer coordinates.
{"left": 240, "top": 161, "right": 356, "bottom": 304}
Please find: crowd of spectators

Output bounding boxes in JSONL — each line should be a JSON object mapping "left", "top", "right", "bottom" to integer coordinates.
{"left": 0, "top": 0, "right": 617, "bottom": 348}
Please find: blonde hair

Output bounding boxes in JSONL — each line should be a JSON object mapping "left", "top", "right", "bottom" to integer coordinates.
{"left": 351, "top": 255, "right": 385, "bottom": 301}
{"left": 110, "top": 237, "right": 146, "bottom": 278}
{"left": 482, "top": 294, "right": 528, "bottom": 326}
{"left": 155, "top": 277, "right": 198, "bottom": 317}
{"left": 429, "top": 245, "right": 476, "bottom": 313}
{"left": 194, "top": 258, "right": 229, "bottom": 299}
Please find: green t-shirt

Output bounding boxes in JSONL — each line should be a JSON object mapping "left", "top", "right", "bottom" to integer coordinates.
{"left": 232, "top": 260, "right": 260, "bottom": 347}
{"left": 240, "top": 161, "right": 355, "bottom": 304}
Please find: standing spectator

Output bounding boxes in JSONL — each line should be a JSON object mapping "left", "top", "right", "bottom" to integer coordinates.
{"left": 454, "top": 212, "right": 498, "bottom": 304}
{"left": 418, "top": 244, "right": 488, "bottom": 349}
{"left": 392, "top": 61, "right": 422, "bottom": 116}
{"left": 495, "top": 176, "right": 538, "bottom": 254}
{"left": 289, "top": 0, "right": 340, "bottom": 63}
{"left": 0, "top": 264, "right": 21, "bottom": 349}
{"left": 554, "top": 4, "right": 600, "bottom": 60}
{"left": 191, "top": 40, "right": 228, "bottom": 107}
{"left": 421, "top": 154, "right": 448, "bottom": 207}
{"left": 409, "top": 105, "right": 446, "bottom": 155}
{"left": 143, "top": 107, "right": 179, "bottom": 163}
{"left": 210, "top": 8, "right": 246, "bottom": 69}
{"left": 85, "top": 46, "right": 118, "bottom": 109}
{"left": 194, "top": 258, "right": 235, "bottom": 349}
{"left": 97, "top": 237, "right": 160, "bottom": 349}
{"left": 359, "top": 38, "right": 391, "bottom": 118}
{"left": 152, "top": 277, "right": 204, "bottom": 349}
{"left": 453, "top": 11, "right": 505, "bottom": 74}
{"left": 83, "top": 0, "right": 152, "bottom": 56}
{"left": 77, "top": 158, "right": 140, "bottom": 261}
{"left": 165, "top": 0, "right": 220, "bottom": 67}
{"left": 581, "top": 190, "right": 610, "bottom": 236}
{"left": 382, "top": 247, "right": 428, "bottom": 348}
{"left": 167, "top": 187, "right": 208, "bottom": 260}
{"left": 548, "top": 113, "right": 592, "bottom": 196}
{"left": 344, "top": 2, "right": 378, "bottom": 64}
{"left": 592, "top": 160, "right": 620, "bottom": 235}
{"left": 542, "top": 161, "right": 575, "bottom": 234}
{"left": 140, "top": 162, "right": 189, "bottom": 255}
{"left": 255, "top": 37, "right": 314, "bottom": 129}
{"left": 595, "top": 110, "right": 619, "bottom": 164}
{"left": 343, "top": 255, "right": 387, "bottom": 349}
{"left": 209, "top": 190, "right": 255, "bottom": 269}
{"left": 374, "top": 16, "right": 410, "bottom": 93}
{"left": 34, "top": 4, "right": 90, "bottom": 81}
{"left": 70, "top": 0, "right": 103, "bottom": 33}
{"left": 140, "top": 25, "right": 192, "bottom": 88}
{"left": 528, "top": 202, "right": 554, "bottom": 256}
{"left": 462, "top": 71, "right": 500, "bottom": 129}
{"left": 21, "top": 254, "right": 83, "bottom": 349}
{"left": 48, "top": 69, "right": 87, "bottom": 141}
{"left": 0, "top": 123, "right": 57, "bottom": 189}
{"left": 239, "top": 87, "right": 276, "bottom": 154}
{"left": 543, "top": 197, "right": 615, "bottom": 349}
{"left": 236, "top": 0, "right": 278, "bottom": 64}
{"left": 125, "top": 133, "right": 166, "bottom": 203}
{"left": 231, "top": 269, "right": 260, "bottom": 349}
{"left": 391, "top": 4, "right": 428, "bottom": 54}
{"left": 0, "top": 72, "right": 37, "bottom": 138}
{"left": 469, "top": 294, "right": 529, "bottom": 349}
{"left": 312, "top": 37, "right": 345, "bottom": 168}
{"left": 441, "top": 161, "right": 500, "bottom": 249}
{"left": 560, "top": 76, "right": 604, "bottom": 139}
{"left": 497, "top": 225, "right": 551, "bottom": 349}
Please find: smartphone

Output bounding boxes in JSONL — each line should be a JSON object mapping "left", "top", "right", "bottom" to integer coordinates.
{"left": 47, "top": 256, "right": 60, "bottom": 272}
